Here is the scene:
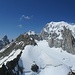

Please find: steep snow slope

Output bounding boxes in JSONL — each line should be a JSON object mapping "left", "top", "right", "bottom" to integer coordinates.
{"left": 21, "top": 40, "right": 75, "bottom": 75}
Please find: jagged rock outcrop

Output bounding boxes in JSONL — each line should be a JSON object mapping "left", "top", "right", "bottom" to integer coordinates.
{"left": 0, "top": 40, "right": 4, "bottom": 50}
{"left": 3, "top": 35, "right": 10, "bottom": 46}
{"left": 61, "top": 26, "right": 74, "bottom": 53}
{"left": 0, "top": 35, "right": 10, "bottom": 50}
{"left": 0, "top": 51, "right": 22, "bottom": 75}
{"left": 40, "top": 21, "right": 75, "bottom": 54}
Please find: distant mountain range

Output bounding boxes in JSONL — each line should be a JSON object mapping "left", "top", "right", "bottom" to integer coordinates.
{"left": 0, "top": 21, "right": 75, "bottom": 75}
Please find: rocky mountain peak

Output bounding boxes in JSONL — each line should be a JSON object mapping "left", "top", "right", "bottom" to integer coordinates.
{"left": 25, "top": 30, "right": 35, "bottom": 35}
{"left": 0, "top": 35, "right": 10, "bottom": 50}
{"left": 41, "top": 21, "right": 75, "bottom": 54}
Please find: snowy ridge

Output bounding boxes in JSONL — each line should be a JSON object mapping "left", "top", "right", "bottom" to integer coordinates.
{"left": 0, "top": 42, "right": 13, "bottom": 53}
{"left": 26, "top": 30, "right": 35, "bottom": 35}
{"left": 0, "top": 49, "right": 21, "bottom": 68}
{"left": 43, "top": 21, "right": 75, "bottom": 39}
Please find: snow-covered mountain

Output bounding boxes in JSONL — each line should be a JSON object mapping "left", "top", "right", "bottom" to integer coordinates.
{"left": 41, "top": 21, "right": 75, "bottom": 54}
{"left": 41, "top": 21, "right": 75, "bottom": 39}
{"left": 0, "top": 22, "right": 75, "bottom": 75}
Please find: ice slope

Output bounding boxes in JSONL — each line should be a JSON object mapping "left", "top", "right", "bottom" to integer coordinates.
{"left": 20, "top": 40, "right": 75, "bottom": 75}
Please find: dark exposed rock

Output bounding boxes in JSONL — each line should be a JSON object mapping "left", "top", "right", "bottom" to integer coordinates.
{"left": 6, "top": 51, "right": 22, "bottom": 70}
{"left": 0, "top": 51, "right": 22, "bottom": 75}
{"left": 16, "top": 34, "right": 37, "bottom": 49}
{"left": 0, "top": 64, "right": 8, "bottom": 75}
{"left": 61, "top": 27, "right": 75, "bottom": 53}
{"left": 0, "top": 40, "right": 4, "bottom": 49}
{"left": 72, "top": 72, "right": 75, "bottom": 75}
{"left": 31, "top": 64, "right": 39, "bottom": 72}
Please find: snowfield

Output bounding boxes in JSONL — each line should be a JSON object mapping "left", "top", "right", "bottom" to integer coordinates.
{"left": 21, "top": 40, "right": 75, "bottom": 75}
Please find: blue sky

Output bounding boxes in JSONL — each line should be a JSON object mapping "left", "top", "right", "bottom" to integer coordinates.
{"left": 0, "top": 0, "right": 75, "bottom": 39}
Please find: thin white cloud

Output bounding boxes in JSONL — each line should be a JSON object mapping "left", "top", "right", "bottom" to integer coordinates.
{"left": 18, "top": 24, "right": 23, "bottom": 28}
{"left": 24, "top": 16, "right": 31, "bottom": 19}
{"left": 20, "top": 15, "right": 32, "bottom": 21}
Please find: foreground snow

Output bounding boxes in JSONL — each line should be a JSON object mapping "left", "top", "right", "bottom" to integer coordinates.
{"left": 20, "top": 40, "right": 75, "bottom": 75}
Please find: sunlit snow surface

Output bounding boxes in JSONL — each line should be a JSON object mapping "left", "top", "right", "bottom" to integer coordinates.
{"left": 21, "top": 40, "right": 75, "bottom": 75}
{"left": 43, "top": 21, "right": 75, "bottom": 39}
